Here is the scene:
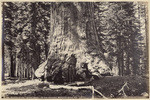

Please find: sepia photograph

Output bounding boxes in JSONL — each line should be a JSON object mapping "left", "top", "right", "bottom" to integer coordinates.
{"left": 1, "top": 1, "right": 149, "bottom": 99}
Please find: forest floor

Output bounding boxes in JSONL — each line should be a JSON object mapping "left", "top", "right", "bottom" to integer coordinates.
{"left": 1, "top": 76, "right": 149, "bottom": 99}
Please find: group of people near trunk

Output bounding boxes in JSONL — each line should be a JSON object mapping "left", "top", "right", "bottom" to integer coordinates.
{"left": 35, "top": 52, "right": 112, "bottom": 84}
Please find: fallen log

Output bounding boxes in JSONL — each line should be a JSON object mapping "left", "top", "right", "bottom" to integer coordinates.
{"left": 49, "top": 84, "right": 92, "bottom": 90}
{"left": 49, "top": 84, "right": 108, "bottom": 99}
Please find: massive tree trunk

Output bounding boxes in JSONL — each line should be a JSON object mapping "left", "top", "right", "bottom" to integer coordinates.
{"left": 46, "top": 2, "right": 110, "bottom": 80}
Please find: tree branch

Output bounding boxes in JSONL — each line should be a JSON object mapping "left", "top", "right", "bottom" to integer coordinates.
{"left": 118, "top": 82, "right": 129, "bottom": 97}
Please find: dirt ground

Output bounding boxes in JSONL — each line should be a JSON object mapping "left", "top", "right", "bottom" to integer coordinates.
{"left": 1, "top": 76, "right": 149, "bottom": 98}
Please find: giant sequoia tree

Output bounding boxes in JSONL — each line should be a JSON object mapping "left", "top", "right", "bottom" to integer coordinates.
{"left": 2, "top": 2, "right": 148, "bottom": 81}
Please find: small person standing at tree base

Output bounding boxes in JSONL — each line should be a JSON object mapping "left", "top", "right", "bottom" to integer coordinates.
{"left": 66, "top": 54, "right": 77, "bottom": 83}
